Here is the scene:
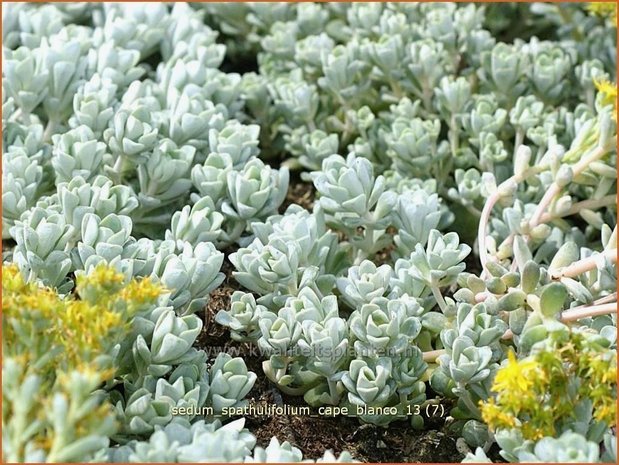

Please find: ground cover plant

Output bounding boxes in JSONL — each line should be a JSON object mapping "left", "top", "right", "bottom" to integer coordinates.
{"left": 1, "top": 1, "right": 617, "bottom": 463}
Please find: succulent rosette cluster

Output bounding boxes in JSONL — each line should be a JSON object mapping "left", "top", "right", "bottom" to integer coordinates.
{"left": 3, "top": 2, "right": 617, "bottom": 463}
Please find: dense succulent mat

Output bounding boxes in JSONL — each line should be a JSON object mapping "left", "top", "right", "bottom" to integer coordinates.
{"left": 2, "top": 2, "right": 617, "bottom": 463}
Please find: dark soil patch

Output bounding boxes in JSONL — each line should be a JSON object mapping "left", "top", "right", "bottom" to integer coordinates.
{"left": 243, "top": 389, "right": 464, "bottom": 463}
{"left": 2, "top": 239, "right": 15, "bottom": 262}
{"left": 281, "top": 179, "right": 315, "bottom": 212}
{"left": 199, "top": 282, "right": 236, "bottom": 348}
{"left": 373, "top": 227, "right": 397, "bottom": 266}
{"left": 198, "top": 251, "right": 239, "bottom": 350}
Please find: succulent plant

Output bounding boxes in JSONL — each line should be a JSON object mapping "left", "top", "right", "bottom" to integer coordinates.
{"left": 190, "top": 152, "right": 234, "bottom": 207}
{"left": 2, "top": 264, "right": 161, "bottom": 462}
{"left": 70, "top": 74, "right": 118, "bottom": 137}
{"left": 488, "top": 430, "right": 603, "bottom": 463}
{"left": 165, "top": 196, "right": 224, "bottom": 248}
{"left": 57, "top": 175, "right": 139, "bottom": 234}
{"left": 311, "top": 154, "right": 396, "bottom": 261}
{"left": 2, "top": 148, "right": 44, "bottom": 238}
{"left": 207, "top": 353, "right": 257, "bottom": 414}
{"left": 51, "top": 125, "right": 109, "bottom": 184}
{"left": 391, "top": 190, "right": 445, "bottom": 259}
{"left": 337, "top": 260, "right": 393, "bottom": 309}
{"left": 10, "top": 207, "right": 74, "bottom": 291}
{"left": 150, "top": 241, "right": 225, "bottom": 315}
{"left": 2, "top": 3, "right": 616, "bottom": 462}
{"left": 104, "top": 105, "right": 159, "bottom": 165}
{"left": 130, "top": 306, "right": 203, "bottom": 378}
{"left": 220, "top": 157, "right": 289, "bottom": 243}
{"left": 3, "top": 46, "right": 49, "bottom": 116}
{"left": 230, "top": 205, "right": 343, "bottom": 309}
{"left": 258, "top": 307, "right": 303, "bottom": 360}
{"left": 71, "top": 213, "right": 134, "bottom": 274}
{"left": 341, "top": 358, "right": 396, "bottom": 425}
{"left": 116, "top": 419, "right": 254, "bottom": 463}
{"left": 215, "top": 291, "right": 269, "bottom": 342}
{"left": 354, "top": 296, "right": 422, "bottom": 355}
{"left": 299, "top": 318, "right": 349, "bottom": 380}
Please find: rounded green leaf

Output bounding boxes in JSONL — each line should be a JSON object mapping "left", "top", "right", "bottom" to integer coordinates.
{"left": 521, "top": 260, "right": 540, "bottom": 294}
{"left": 540, "top": 283, "right": 567, "bottom": 318}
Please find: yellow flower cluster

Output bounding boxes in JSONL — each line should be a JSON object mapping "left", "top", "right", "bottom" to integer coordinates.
{"left": 77, "top": 263, "right": 125, "bottom": 294}
{"left": 3, "top": 264, "right": 162, "bottom": 375}
{"left": 480, "top": 350, "right": 554, "bottom": 440}
{"left": 491, "top": 351, "right": 541, "bottom": 394}
{"left": 119, "top": 276, "right": 166, "bottom": 312}
{"left": 594, "top": 78, "right": 617, "bottom": 120}
{"left": 480, "top": 333, "right": 617, "bottom": 440}
{"left": 577, "top": 349, "right": 617, "bottom": 425}
{"left": 587, "top": 2, "right": 618, "bottom": 24}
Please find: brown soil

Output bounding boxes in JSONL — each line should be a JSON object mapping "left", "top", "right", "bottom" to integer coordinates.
{"left": 198, "top": 254, "right": 239, "bottom": 348}
{"left": 243, "top": 388, "right": 464, "bottom": 462}
{"left": 373, "top": 227, "right": 397, "bottom": 266}
{"left": 281, "top": 179, "right": 315, "bottom": 212}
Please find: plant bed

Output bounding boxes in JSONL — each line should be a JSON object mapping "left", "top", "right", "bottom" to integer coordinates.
{"left": 2, "top": 2, "right": 617, "bottom": 464}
